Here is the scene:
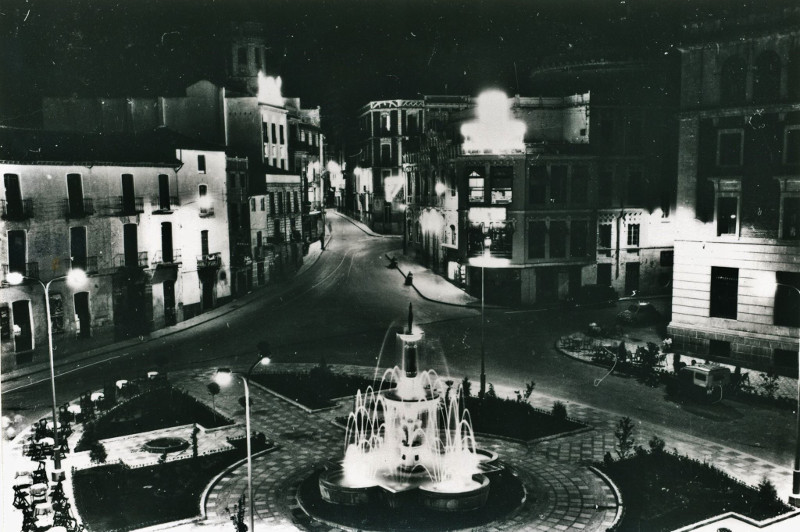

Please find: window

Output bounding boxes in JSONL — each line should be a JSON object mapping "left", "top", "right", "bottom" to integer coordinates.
{"left": 256, "top": 231, "right": 262, "bottom": 248}
{"left": 710, "top": 266, "right": 738, "bottom": 319}
{"left": 293, "top": 192, "right": 299, "bottom": 213}
{"left": 4, "top": 173, "right": 23, "bottom": 218}
{"left": 380, "top": 143, "right": 391, "bottom": 166}
{"left": 161, "top": 222, "right": 173, "bottom": 263}
{"left": 198, "top": 185, "right": 209, "bottom": 214}
{"left": 250, "top": 198, "right": 256, "bottom": 212}
{"left": 660, "top": 250, "right": 674, "bottom": 267}
{"left": 277, "top": 192, "right": 283, "bottom": 214}
{"left": 753, "top": 51, "right": 781, "bottom": 103}
{"left": 238, "top": 47, "right": 247, "bottom": 71}
{"left": 490, "top": 166, "right": 513, "bottom": 205}
{"left": 598, "top": 224, "right": 612, "bottom": 249}
{"left": 782, "top": 197, "right": 800, "bottom": 239}
{"left": 269, "top": 193, "right": 275, "bottom": 214}
{"left": 529, "top": 166, "right": 547, "bottom": 204}
{"left": 784, "top": 126, "right": 800, "bottom": 165}
{"left": 720, "top": 56, "right": 747, "bottom": 105}
{"left": 260, "top": 197, "right": 265, "bottom": 211}
{"left": 597, "top": 263, "right": 612, "bottom": 286}
{"left": 449, "top": 224, "right": 456, "bottom": 245}
{"left": 717, "top": 130, "right": 744, "bottom": 167}
{"left": 626, "top": 223, "right": 640, "bottom": 247}
{"left": 278, "top": 125, "right": 284, "bottom": 144}
{"left": 7, "top": 230, "right": 26, "bottom": 274}
{"left": 774, "top": 271, "right": 800, "bottom": 327}
{"left": 717, "top": 196, "right": 738, "bottom": 236}
{"left": 550, "top": 166, "right": 567, "bottom": 204}
{"left": 201, "top": 230, "right": 209, "bottom": 256}
{"left": 121, "top": 174, "right": 136, "bottom": 214}
{"left": 70, "top": 227, "right": 88, "bottom": 271}
{"left": 549, "top": 221, "right": 567, "bottom": 258}
{"left": 159, "top": 174, "right": 170, "bottom": 210}
{"left": 271, "top": 124, "right": 277, "bottom": 144}
{"left": 67, "top": 173, "right": 84, "bottom": 215}
{"left": 528, "top": 221, "right": 546, "bottom": 259}
{"left": 262, "top": 122, "right": 269, "bottom": 143}
{"left": 229, "top": 206, "right": 239, "bottom": 231}
{"left": 198, "top": 155, "right": 206, "bottom": 173}
{"left": 467, "top": 167, "right": 485, "bottom": 203}
{"left": 571, "top": 166, "right": 588, "bottom": 204}
{"left": 123, "top": 223, "right": 138, "bottom": 268}
{"left": 774, "top": 349, "right": 798, "bottom": 378}
{"left": 570, "top": 220, "right": 588, "bottom": 257}
{"left": 240, "top": 173, "right": 247, "bottom": 188}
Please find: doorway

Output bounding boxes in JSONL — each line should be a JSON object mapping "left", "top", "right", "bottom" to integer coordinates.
{"left": 12, "top": 300, "right": 33, "bottom": 352}
{"left": 202, "top": 280, "right": 214, "bottom": 310}
{"left": 74, "top": 292, "right": 91, "bottom": 338}
{"left": 163, "top": 280, "right": 176, "bottom": 326}
{"left": 122, "top": 174, "right": 136, "bottom": 214}
{"left": 124, "top": 223, "right": 138, "bottom": 267}
{"left": 625, "top": 262, "right": 640, "bottom": 296}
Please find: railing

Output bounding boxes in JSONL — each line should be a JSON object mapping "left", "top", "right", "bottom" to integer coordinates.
{"left": 199, "top": 206, "right": 215, "bottom": 218}
{"left": 151, "top": 196, "right": 180, "bottom": 213}
{"left": 196, "top": 252, "right": 221, "bottom": 269}
{"left": 1, "top": 198, "right": 34, "bottom": 221}
{"left": 63, "top": 198, "right": 95, "bottom": 218}
{"left": 2, "top": 262, "right": 39, "bottom": 282}
{"left": 107, "top": 196, "right": 145, "bottom": 216}
{"left": 70, "top": 256, "right": 98, "bottom": 274}
{"left": 151, "top": 249, "right": 182, "bottom": 265}
{"left": 113, "top": 252, "right": 148, "bottom": 269}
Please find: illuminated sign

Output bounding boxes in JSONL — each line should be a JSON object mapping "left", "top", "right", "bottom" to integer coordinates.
{"left": 460, "top": 90, "right": 526, "bottom": 154}
{"left": 467, "top": 207, "right": 507, "bottom": 224}
{"left": 257, "top": 72, "right": 284, "bottom": 107}
{"left": 384, "top": 175, "right": 405, "bottom": 202}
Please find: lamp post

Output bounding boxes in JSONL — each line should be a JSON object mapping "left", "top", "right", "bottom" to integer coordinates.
{"left": 214, "top": 352, "right": 271, "bottom": 531}
{"left": 7, "top": 268, "right": 87, "bottom": 477}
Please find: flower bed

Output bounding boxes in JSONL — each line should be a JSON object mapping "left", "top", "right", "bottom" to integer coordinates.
{"left": 76, "top": 386, "right": 232, "bottom": 452}
{"left": 598, "top": 447, "right": 791, "bottom": 531}
{"left": 463, "top": 395, "right": 585, "bottom": 441}
{"left": 73, "top": 437, "right": 270, "bottom": 531}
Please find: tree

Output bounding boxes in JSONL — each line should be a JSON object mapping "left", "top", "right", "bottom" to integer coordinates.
{"left": 225, "top": 493, "right": 248, "bottom": 532}
{"left": 192, "top": 424, "right": 200, "bottom": 459}
{"left": 614, "top": 416, "right": 636, "bottom": 459}
{"left": 207, "top": 381, "right": 221, "bottom": 423}
{"left": 89, "top": 442, "right": 107, "bottom": 464}
{"left": 460, "top": 376, "right": 472, "bottom": 398}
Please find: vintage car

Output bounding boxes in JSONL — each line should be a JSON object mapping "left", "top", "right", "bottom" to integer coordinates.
{"left": 667, "top": 364, "right": 731, "bottom": 403}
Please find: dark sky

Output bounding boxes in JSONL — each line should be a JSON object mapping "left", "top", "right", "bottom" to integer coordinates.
{"left": 0, "top": 0, "right": 789, "bottom": 135}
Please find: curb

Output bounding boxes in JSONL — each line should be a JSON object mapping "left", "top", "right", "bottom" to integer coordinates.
{"left": 331, "top": 210, "right": 401, "bottom": 239}
{"left": 587, "top": 465, "right": 625, "bottom": 531}
{"left": 2, "top": 233, "right": 333, "bottom": 387}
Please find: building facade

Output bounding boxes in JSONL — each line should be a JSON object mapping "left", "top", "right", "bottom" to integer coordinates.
{"left": 355, "top": 99, "right": 424, "bottom": 233}
{"left": 1, "top": 127, "right": 231, "bottom": 370}
{"left": 668, "top": 8, "right": 800, "bottom": 375}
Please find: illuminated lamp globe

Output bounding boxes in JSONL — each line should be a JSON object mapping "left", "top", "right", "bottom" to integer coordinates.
{"left": 6, "top": 272, "right": 24, "bottom": 285}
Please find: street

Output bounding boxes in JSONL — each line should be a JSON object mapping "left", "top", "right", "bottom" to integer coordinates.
{"left": 2, "top": 211, "right": 795, "bottom": 468}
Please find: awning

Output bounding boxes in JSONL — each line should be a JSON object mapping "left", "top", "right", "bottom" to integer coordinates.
{"left": 150, "top": 265, "right": 178, "bottom": 284}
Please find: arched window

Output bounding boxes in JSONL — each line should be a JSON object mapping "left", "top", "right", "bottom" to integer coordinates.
{"left": 720, "top": 56, "right": 747, "bottom": 105}
{"left": 753, "top": 51, "right": 781, "bottom": 102}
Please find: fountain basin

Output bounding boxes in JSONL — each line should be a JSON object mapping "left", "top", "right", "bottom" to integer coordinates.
{"left": 318, "top": 468, "right": 378, "bottom": 505}
{"left": 142, "top": 437, "right": 189, "bottom": 454}
{"left": 419, "top": 474, "right": 491, "bottom": 512}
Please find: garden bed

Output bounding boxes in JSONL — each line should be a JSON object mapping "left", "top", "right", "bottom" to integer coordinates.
{"left": 76, "top": 386, "right": 232, "bottom": 452}
{"left": 599, "top": 448, "right": 791, "bottom": 531}
{"left": 251, "top": 367, "right": 389, "bottom": 409}
{"left": 73, "top": 437, "right": 270, "bottom": 531}
{"left": 463, "top": 396, "right": 586, "bottom": 441}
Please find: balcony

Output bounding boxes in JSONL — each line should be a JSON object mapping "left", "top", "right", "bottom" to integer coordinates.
{"left": 113, "top": 251, "right": 148, "bottom": 269}
{"left": 1, "top": 199, "right": 34, "bottom": 221}
{"left": 199, "top": 206, "right": 215, "bottom": 218}
{"left": 152, "top": 196, "right": 180, "bottom": 214}
{"left": 151, "top": 249, "right": 182, "bottom": 266}
{"left": 2, "top": 262, "right": 39, "bottom": 283}
{"left": 63, "top": 198, "right": 95, "bottom": 218}
{"left": 103, "top": 196, "right": 144, "bottom": 216}
{"left": 197, "top": 252, "right": 221, "bottom": 269}
{"left": 70, "top": 256, "right": 98, "bottom": 274}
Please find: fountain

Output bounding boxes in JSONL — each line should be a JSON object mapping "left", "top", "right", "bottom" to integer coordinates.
{"left": 318, "top": 304, "right": 501, "bottom": 512}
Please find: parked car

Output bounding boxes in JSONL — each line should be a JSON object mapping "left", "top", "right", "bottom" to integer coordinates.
{"left": 569, "top": 284, "right": 619, "bottom": 308}
{"left": 666, "top": 364, "right": 731, "bottom": 403}
{"left": 617, "top": 301, "right": 662, "bottom": 326}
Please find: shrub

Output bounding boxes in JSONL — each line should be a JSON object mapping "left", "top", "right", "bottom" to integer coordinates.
{"left": 758, "top": 372, "right": 779, "bottom": 399}
{"left": 551, "top": 401, "right": 567, "bottom": 420}
{"left": 614, "top": 416, "right": 636, "bottom": 459}
{"left": 461, "top": 376, "right": 472, "bottom": 398}
{"left": 90, "top": 442, "right": 107, "bottom": 464}
{"left": 603, "top": 451, "right": 614, "bottom": 468}
{"left": 485, "top": 383, "right": 497, "bottom": 399}
{"left": 648, "top": 435, "right": 666, "bottom": 454}
{"left": 756, "top": 477, "right": 783, "bottom": 515}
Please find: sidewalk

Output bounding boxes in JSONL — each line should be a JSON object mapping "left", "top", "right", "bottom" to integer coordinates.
{"left": 1, "top": 238, "right": 329, "bottom": 387}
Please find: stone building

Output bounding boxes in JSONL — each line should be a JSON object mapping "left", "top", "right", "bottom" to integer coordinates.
{"left": 668, "top": 7, "right": 800, "bottom": 375}
{"left": 1, "top": 127, "right": 231, "bottom": 370}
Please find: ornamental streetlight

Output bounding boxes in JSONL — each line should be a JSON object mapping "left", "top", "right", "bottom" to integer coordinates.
{"left": 7, "top": 268, "right": 87, "bottom": 478}
{"left": 755, "top": 277, "right": 800, "bottom": 507}
{"left": 214, "top": 352, "right": 271, "bottom": 531}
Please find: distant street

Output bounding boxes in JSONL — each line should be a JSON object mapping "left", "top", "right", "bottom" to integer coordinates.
{"left": 2, "top": 211, "right": 795, "bottom": 468}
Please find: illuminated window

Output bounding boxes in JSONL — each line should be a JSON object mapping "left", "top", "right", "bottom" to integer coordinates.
{"left": 300, "top": 130, "right": 305, "bottom": 142}
{"left": 710, "top": 266, "right": 738, "bottom": 319}
{"left": 627, "top": 224, "right": 640, "bottom": 247}
{"left": 468, "top": 167, "right": 485, "bottom": 203}
{"left": 717, "top": 130, "right": 743, "bottom": 167}
{"left": 490, "top": 166, "right": 513, "bottom": 205}
{"left": 717, "top": 197, "right": 738, "bottom": 236}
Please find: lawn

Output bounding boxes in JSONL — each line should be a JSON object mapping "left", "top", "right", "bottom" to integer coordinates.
{"left": 73, "top": 438, "right": 270, "bottom": 531}
{"left": 464, "top": 396, "right": 586, "bottom": 441}
{"left": 251, "top": 367, "right": 386, "bottom": 409}
{"left": 600, "top": 448, "right": 791, "bottom": 531}
{"left": 75, "top": 386, "right": 232, "bottom": 451}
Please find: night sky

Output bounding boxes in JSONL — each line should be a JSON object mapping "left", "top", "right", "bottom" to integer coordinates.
{"left": 0, "top": 0, "right": 790, "bottom": 138}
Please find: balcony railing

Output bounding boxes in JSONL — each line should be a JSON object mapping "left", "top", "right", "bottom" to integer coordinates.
{"left": 2, "top": 262, "right": 39, "bottom": 282}
{"left": 196, "top": 252, "right": 222, "bottom": 269}
{"left": 151, "top": 249, "right": 182, "bottom": 266}
{"left": 63, "top": 198, "right": 95, "bottom": 218}
{"left": 103, "top": 196, "right": 144, "bottom": 216}
{"left": 1, "top": 199, "right": 34, "bottom": 221}
{"left": 199, "top": 206, "right": 215, "bottom": 218}
{"left": 113, "top": 251, "right": 148, "bottom": 269}
{"left": 152, "top": 196, "right": 180, "bottom": 213}
{"left": 70, "top": 256, "right": 98, "bottom": 274}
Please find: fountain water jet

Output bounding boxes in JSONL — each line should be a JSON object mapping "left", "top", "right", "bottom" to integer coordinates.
{"left": 319, "top": 304, "right": 500, "bottom": 511}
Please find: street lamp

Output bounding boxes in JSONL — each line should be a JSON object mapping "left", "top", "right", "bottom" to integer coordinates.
{"left": 6, "top": 268, "right": 87, "bottom": 478}
{"left": 755, "top": 276, "right": 800, "bottom": 506}
{"left": 214, "top": 353, "right": 271, "bottom": 531}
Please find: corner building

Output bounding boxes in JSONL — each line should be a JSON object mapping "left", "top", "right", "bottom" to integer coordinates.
{"left": 668, "top": 8, "right": 800, "bottom": 375}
